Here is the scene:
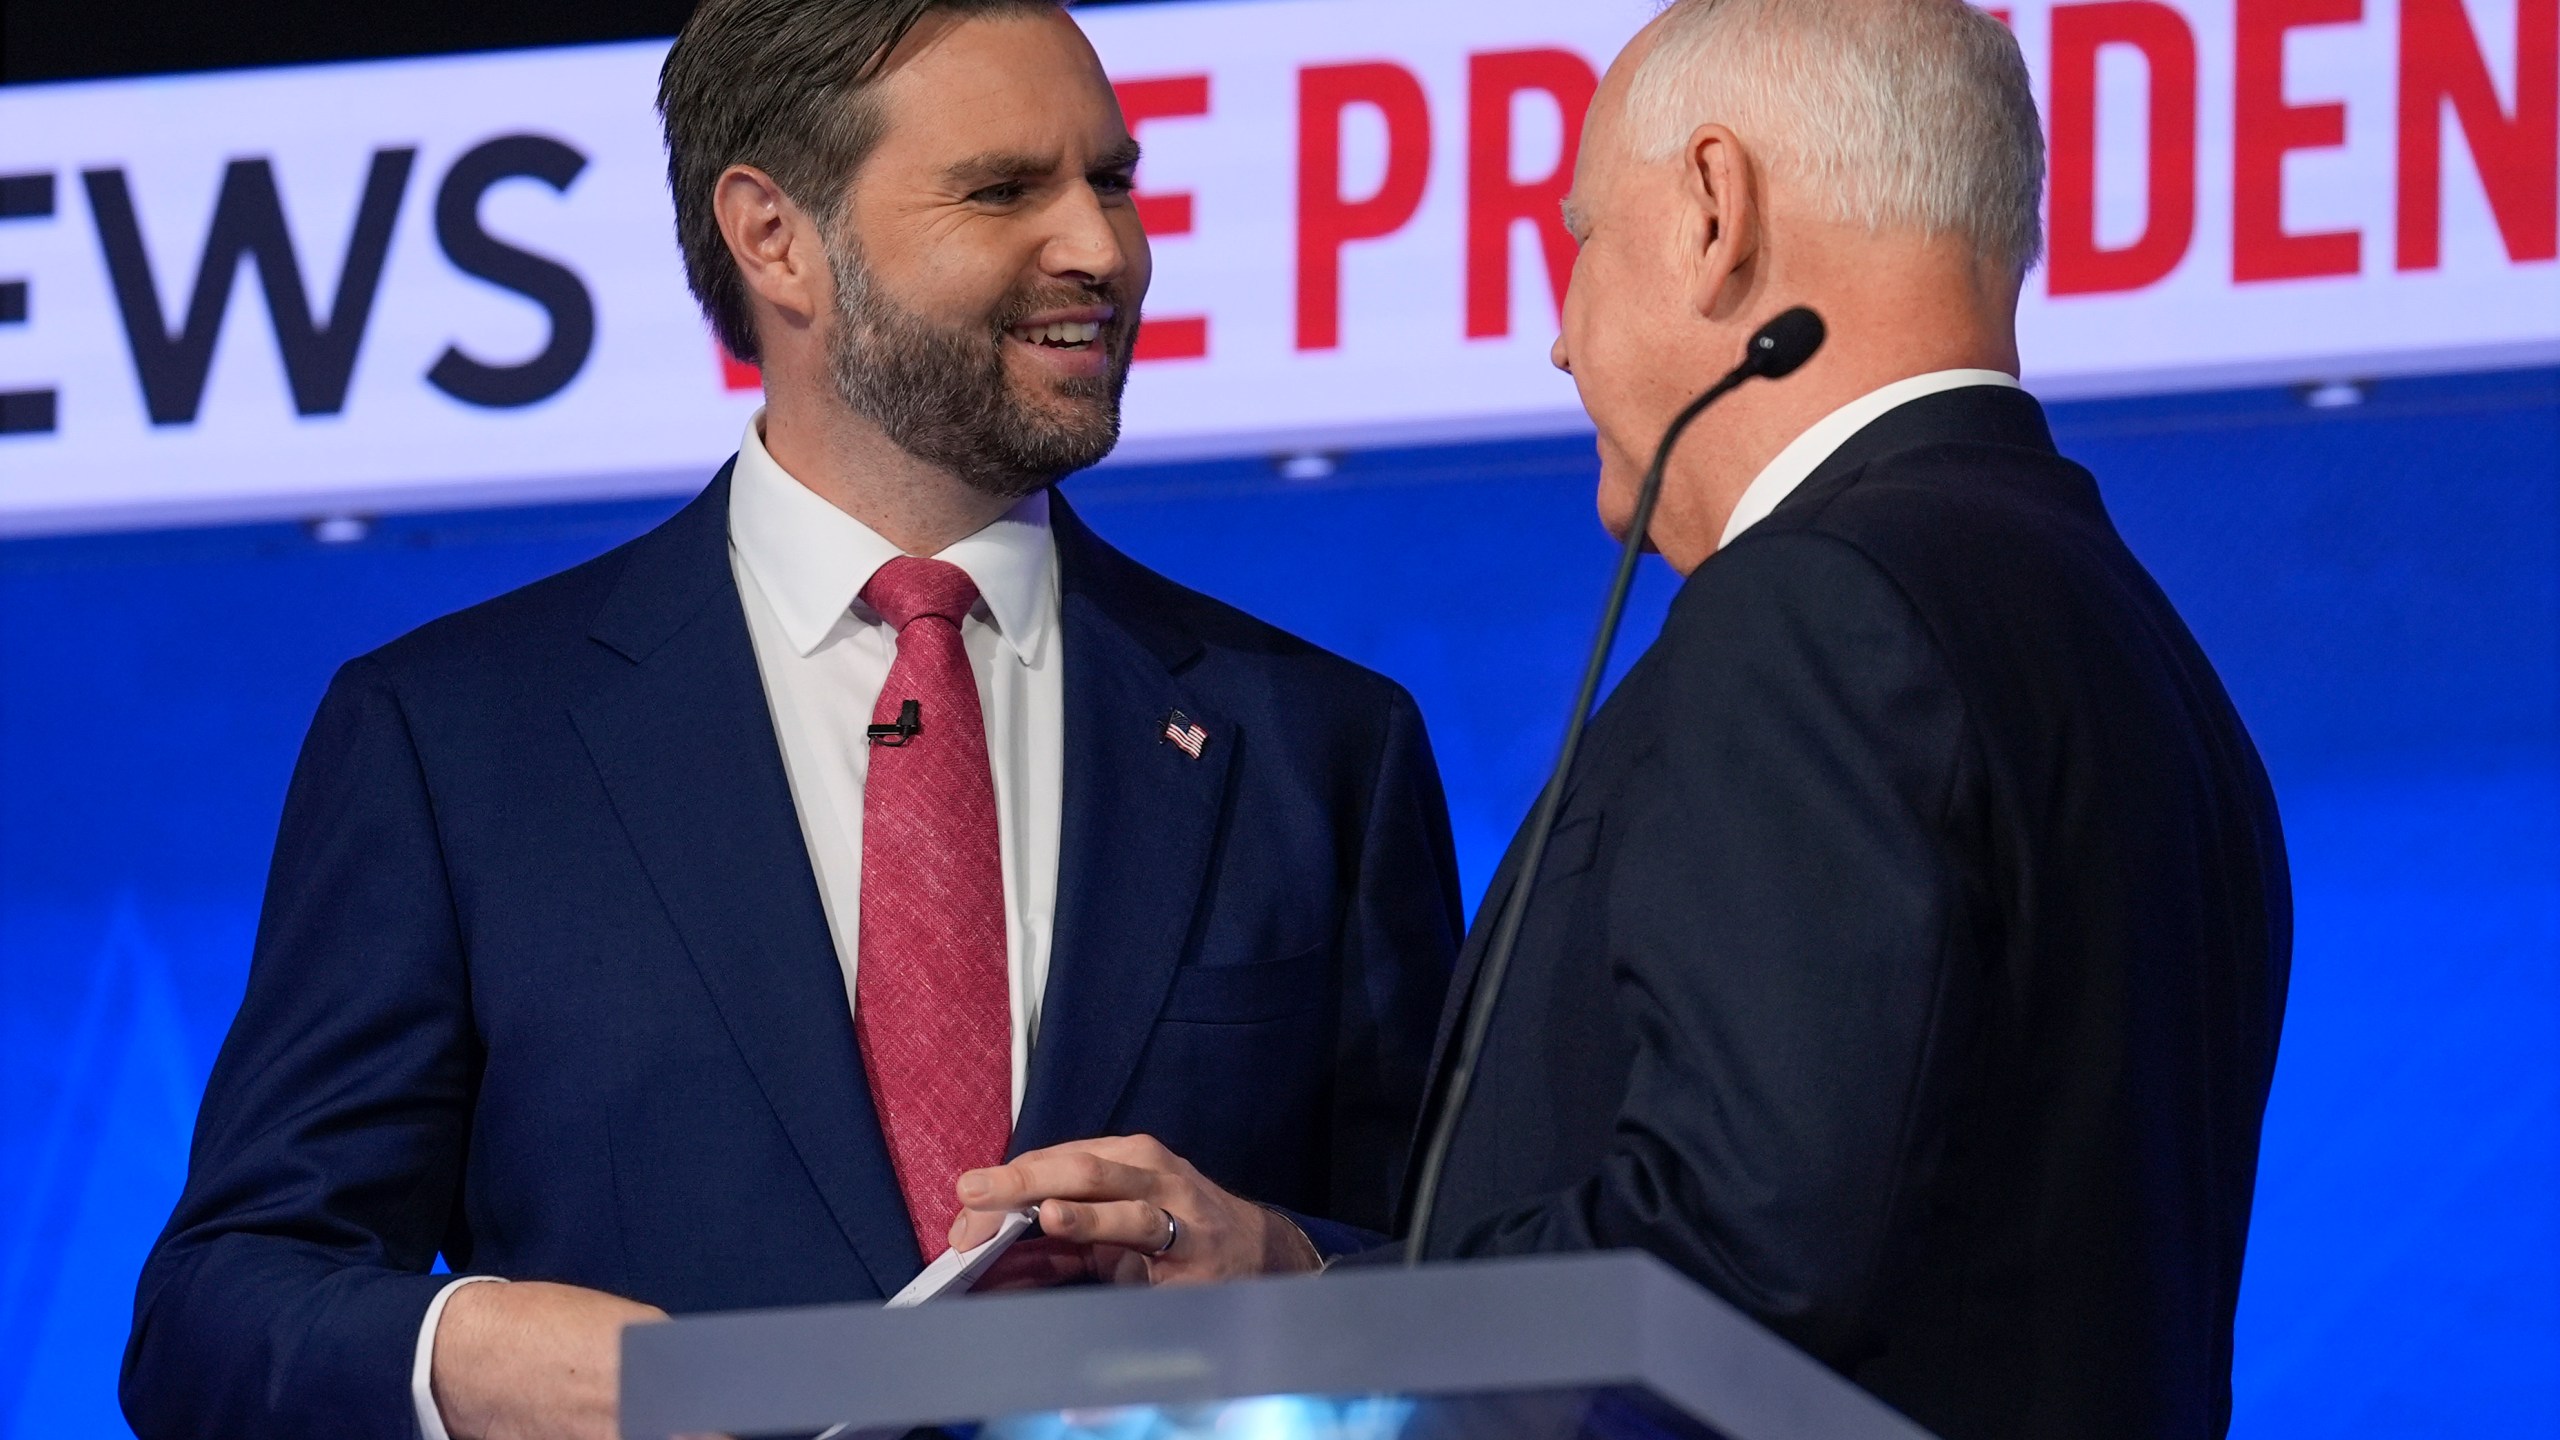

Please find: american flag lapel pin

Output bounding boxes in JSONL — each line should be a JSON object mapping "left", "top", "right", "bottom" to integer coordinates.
{"left": 1160, "top": 709, "right": 1211, "bottom": 760}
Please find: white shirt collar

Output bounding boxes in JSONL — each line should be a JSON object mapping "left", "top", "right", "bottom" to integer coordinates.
{"left": 727, "top": 409, "right": 1056, "bottom": 664}
{"left": 1717, "top": 369, "right": 2023, "bottom": 550}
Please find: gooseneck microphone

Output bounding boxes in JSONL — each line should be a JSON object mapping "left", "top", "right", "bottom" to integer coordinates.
{"left": 1402, "top": 306, "right": 1827, "bottom": 1266}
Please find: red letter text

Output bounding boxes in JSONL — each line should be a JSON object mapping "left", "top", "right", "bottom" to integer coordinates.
{"left": 1465, "top": 48, "right": 1596, "bottom": 338}
{"left": 1116, "top": 74, "right": 1214, "bottom": 362}
{"left": 2234, "top": 0, "right": 2365, "bottom": 281}
{"left": 2049, "top": 2, "right": 2199, "bottom": 294}
{"left": 1296, "top": 62, "right": 1432, "bottom": 351}
{"left": 2396, "top": 0, "right": 2557, "bottom": 268}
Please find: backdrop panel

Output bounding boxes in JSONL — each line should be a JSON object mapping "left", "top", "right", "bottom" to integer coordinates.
{"left": 0, "top": 0, "right": 2552, "bottom": 531}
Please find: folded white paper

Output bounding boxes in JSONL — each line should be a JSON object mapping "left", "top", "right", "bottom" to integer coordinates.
{"left": 884, "top": 1208, "right": 1040, "bottom": 1309}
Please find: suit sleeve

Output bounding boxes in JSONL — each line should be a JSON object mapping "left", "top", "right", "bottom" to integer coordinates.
{"left": 122, "top": 656, "right": 483, "bottom": 1440}
{"left": 1311, "top": 682, "right": 1464, "bottom": 1252}
{"left": 1438, "top": 533, "right": 1976, "bottom": 1365}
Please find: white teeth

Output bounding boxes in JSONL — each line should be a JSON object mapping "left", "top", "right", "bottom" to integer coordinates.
{"left": 1016, "top": 320, "right": 1105, "bottom": 346}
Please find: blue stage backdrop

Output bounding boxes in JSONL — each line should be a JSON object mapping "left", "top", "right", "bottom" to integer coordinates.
{"left": 1, "top": 368, "right": 2554, "bottom": 1437}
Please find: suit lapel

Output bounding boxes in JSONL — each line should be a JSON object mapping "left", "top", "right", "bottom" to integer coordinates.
{"left": 569, "top": 467, "right": 922, "bottom": 1291}
{"left": 1400, "top": 815, "right": 1532, "bottom": 1225}
{"left": 1012, "top": 499, "right": 1235, "bottom": 1153}
{"left": 1422, "top": 831, "right": 1526, "bottom": 1100}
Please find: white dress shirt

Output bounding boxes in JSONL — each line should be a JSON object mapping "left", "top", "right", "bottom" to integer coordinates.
{"left": 1718, "top": 369, "right": 2024, "bottom": 550}
{"left": 413, "top": 413, "right": 1066, "bottom": 1440}
{"left": 724, "top": 410, "right": 1066, "bottom": 1106}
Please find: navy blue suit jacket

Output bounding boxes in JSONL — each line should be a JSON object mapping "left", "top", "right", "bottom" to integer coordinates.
{"left": 122, "top": 472, "right": 1462, "bottom": 1440}
{"left": 1409, "top": 389, "right": 2288, "bottom": 1439}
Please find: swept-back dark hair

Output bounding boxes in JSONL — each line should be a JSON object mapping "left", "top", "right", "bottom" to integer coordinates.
{"left": 658, "top": 0, "right": 1059, "bottom": 362}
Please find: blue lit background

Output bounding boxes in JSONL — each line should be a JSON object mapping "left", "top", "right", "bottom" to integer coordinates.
{"left": 981, "top": 1394, "right": 1416, "bottom": 1439}
{"left": 1, "top": 368, "right": 2553, "bottom": 1436}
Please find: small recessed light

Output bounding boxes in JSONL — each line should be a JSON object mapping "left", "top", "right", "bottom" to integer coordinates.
{"left": 2301, "top": 380, "right": 2368, "bottom": 410}
{"left": 309, "top": 515, "right": 372, "bottom": 545}
{"left": 1276, "top": 451, "right": 1339, "bottom": 481}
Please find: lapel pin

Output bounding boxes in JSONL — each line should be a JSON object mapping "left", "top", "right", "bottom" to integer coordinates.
{"left": 1160, "top": 710, "right": 1210, "bottom": 760}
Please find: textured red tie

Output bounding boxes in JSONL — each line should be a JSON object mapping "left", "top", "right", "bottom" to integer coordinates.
{"left": 856, "top": 556, "right": 1012, "bottom": 1258}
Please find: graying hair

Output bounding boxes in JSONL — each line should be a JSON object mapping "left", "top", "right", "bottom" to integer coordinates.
{"left": 1625, "top": 0, "right": 2046, "bottom": 276}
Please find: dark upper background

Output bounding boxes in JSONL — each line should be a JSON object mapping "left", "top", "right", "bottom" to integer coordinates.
{"left": 0, "top": 0, "right": 1176, "bottom": 85}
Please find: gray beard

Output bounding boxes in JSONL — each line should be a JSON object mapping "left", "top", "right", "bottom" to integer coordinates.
{"left": 824, "top": 239, "right": 1135, "bottom": 500}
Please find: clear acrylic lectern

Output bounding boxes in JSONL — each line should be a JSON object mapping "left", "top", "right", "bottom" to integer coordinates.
{"left": 620, "top": 1251, "right": 1937, "bottom": 1440}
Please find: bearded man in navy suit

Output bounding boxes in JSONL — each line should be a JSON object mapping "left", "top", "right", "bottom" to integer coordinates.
{"left": 120, "top": 4, "right": 1461, "bottom": 1438}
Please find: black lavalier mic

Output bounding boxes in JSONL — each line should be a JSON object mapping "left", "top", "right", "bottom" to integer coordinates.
{"left": 1402, "top": 306, "right": 1827, "bottom": 1266}
{"left": 867, "top": 699, "right": 924, "bottom": 748}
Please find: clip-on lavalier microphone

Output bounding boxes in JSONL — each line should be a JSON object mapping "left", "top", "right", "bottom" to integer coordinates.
{"left": 867, "top": 699, "right": 923, "bottom": 748}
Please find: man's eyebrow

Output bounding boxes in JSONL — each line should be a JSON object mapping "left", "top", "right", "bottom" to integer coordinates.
{"left": 942, "top": 140, "right": 1145, "bottom": 188}
{"left": 943, "top": 150, "right": 1062, "bottom": 186}
{"left": 1560, "top": 195, "right": 1589, "bottom": 241}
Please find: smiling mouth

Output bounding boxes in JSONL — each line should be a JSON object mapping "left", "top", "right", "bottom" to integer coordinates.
{"left": 1007, "top": 316, "right": 1111, "bottom": 352}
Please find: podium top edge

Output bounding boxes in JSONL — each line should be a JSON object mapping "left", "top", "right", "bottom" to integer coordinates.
{"left": 621, "top": 1251, "right": 1934, "bottom": 1440}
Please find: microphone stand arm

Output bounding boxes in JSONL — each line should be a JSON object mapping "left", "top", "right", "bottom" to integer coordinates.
{"left": 1401, "top": 367, "right": 1753, "bottom": 1265}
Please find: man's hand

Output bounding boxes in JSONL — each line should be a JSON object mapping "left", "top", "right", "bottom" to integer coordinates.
{"left": 950, "top": 1135, "right": 1323, "bottom": 1286}
{"left": 429, "top": 1280, "right": 669, "bottom": 1440}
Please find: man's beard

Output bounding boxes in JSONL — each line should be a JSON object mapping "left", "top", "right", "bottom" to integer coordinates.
{"left": 824, "top": 238, "right": 1136, "bottom": 500}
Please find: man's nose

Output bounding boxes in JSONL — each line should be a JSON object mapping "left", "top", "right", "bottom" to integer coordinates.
{"left": 1042, "top": 188, "right": 1129, "bottom": 283}
{"left": 1551, "top": 334, "right": 1573, "bottom": 375}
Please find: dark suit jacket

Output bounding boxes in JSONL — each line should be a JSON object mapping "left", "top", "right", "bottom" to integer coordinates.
{"left": 122, "top": 471, "right": 1462, "bottom": 1440}
{"left": 1409, "top": 387, "right": 2289, "bottom": 1440}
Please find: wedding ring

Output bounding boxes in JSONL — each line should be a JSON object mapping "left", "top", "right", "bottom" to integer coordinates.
{"left": 1148, "top": 1206, "right": 1181, "bottom": 1257}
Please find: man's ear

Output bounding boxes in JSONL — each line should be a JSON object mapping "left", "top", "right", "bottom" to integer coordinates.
{"left": 713, "top": 164, "right": 828, "bottom": 335}
{"left": 1678, "top": 124, "right": 1759, "bottom": 322}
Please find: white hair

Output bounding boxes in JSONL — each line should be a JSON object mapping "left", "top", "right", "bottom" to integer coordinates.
{"left": 1624, "top": 0, "right": 2045, "bottom": 276}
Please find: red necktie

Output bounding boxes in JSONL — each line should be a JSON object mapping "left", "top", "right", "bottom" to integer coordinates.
{"left": 856, "top": 557, "right": 1012, "bottom": 1258}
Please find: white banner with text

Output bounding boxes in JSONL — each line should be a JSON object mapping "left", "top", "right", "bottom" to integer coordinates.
{"left": 0, "top": 0, "right": 2551, "bottom": 531}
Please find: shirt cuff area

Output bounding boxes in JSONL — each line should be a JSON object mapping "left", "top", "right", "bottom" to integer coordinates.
{"left": 412, "top": 1274, "right": 507, "bottom": 1440}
